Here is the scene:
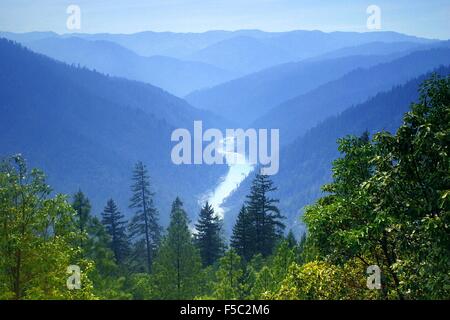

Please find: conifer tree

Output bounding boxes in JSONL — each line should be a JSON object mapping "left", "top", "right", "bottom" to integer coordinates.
{"left": 230, "top": 205, "right": 255, "bottom": 261}
{"left": 72, "top": 193, "right": 130, "bottom": 298}
{"left": 152, "top": 197, "right": 202, "bottom": 299}
{"left": 195, "top": 202, "right": 224, "bottom": 266}
{"left": 245, "top": 174, "right": 285, "bottom": 257}
{"left": 101, "top": 199, "right": 129, "bottom": 264}
{"left": 128, "top": 161, "right": 161, "bottom": 273}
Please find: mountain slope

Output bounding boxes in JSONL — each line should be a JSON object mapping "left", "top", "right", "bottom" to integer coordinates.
{"left": 3, "top": 30, "right": 433, "bottom": 76}
{"left": 0, "top": 38, "right": 227, "bottom": 224}
{"left": 307, "top": 41, "right": 423, "bottom": 61}
{"left": 186, "top": 35, "right": 294, "bottom": 75}
{"left": 254, "top": 47, "right": 450, "bottom": 144}
{"left": 184, "top": 30, "right": 433, "bottom": 75}
{"left": 223, "top": 66, "right": 450, "bottom": 234}
{"left": 22, "top": 37, "right": 236, "bottom": 96}
{"left": 185, "top": 44, "right": 418, "bottom": 125}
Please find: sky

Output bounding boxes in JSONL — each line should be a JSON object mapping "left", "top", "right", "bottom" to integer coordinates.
{"left": 0, "top": 0, "right": 449, "bottom": 39}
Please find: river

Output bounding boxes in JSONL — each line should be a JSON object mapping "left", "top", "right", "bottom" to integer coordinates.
{"left": 200, "top": 135, "right": 254, "bottom": 218}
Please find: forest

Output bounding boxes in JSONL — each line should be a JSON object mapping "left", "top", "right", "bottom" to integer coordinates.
{"left": 1, "top": 74, "right": 448, "bottom": 300}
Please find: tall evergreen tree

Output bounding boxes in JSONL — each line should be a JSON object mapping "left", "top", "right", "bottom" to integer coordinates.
{"left": 230, "top": 205, "right": 255, "bottom": 261}
{"left": 101, "top": 199, "right": 129, "bottom": 265}
{"left": 245, "top": 174, "right": 285, "bottom": 257}
{"left": 152, "top": 197, "right": 202, "bottom": 299}
{"left": 128, "top": 161, "right": 161, "bottom": 273}
{"left": 195, "top": 202, "right": 224, "bottom": 266}
{"left": 72, "top": 192, "right": 130, "bottom": 298}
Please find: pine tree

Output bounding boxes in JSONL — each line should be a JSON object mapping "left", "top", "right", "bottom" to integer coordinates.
{"left": 245, "top": 173, "right": 285, "bottom": 257}
{"left": 195, "top": 202, "right": 224, "bottom": 266}
{"left": 230, "top": 205, "right": 255, "bottom": 261}
{"left": 72, "top": 193, "right": 130, "bottom": 298}
{"left": 128, "top": 161, "right": 161, "bottom": 273}
{"left": 152, "top": 197, "right": 202, "bottom": 299}
{"left": 101, "top": 199, "right": 129, "bottom": 265}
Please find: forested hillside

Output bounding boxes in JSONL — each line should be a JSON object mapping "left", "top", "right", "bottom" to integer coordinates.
{"left": 0, "top": 38, "right": 227, "bottom": 223}
{"left": 224, "top": 66, "right": 450, "bottom": 234}
{"left": 22, "top": 37, "right": 236, "bottom": 96}
{"left": 1, "top": 74, "right": 448, "bottom": 300}
{"left": 186, "top": 51, "right": 408, "bottom": 125}
{"left": 254, "top": 47, "right": 450, "bottom": 144}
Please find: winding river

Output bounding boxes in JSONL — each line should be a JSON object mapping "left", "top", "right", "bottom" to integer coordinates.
{"left": 201, "top": 136, "right": 254, "bottom": 218}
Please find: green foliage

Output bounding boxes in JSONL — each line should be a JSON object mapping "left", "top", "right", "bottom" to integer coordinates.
{"left": 1, "top": 75, "right": 448, "bottom": 300}
{"left": 101, "top": 199, "right": 129, "bottom": 264}
{"left": 127, "top": 273, "right": 155, "bottom": 300}
{"left": 231, "top": 174, "right": 285, "bottom": 262}
{"left": 249, "top": 240, "right": 296, "bottom": 299}
{"left": 213, "top": 249, "right": 244, "bottom": 299}
{"left": 152, "top": 197, "right": 202, "bottom": 299}
{"left": 84, "top": 216, "right": 131, "bottom": 299}
{"left": 245, "top": 174, "right": 285, "bottom": 257}
{"left": 0, "top": 155, "right": 96, "bottom": 299}
{"left": 72, "top": 190, "right": 91, "bottom": 248}
{"left": 272, "top": 260, "right": 376, "bottom": 300}
{"left": 231, "top": 205, "right": 255, "bottom": 261}
{"left": 285, "top": 230, "right": 297, "bottom": 248}
{"left": 303, "top": 74, "right": 450, "bottom": 299}
{"left": 129, "top": 161, "right": 162, "bottom": 273}
{"left": 195, "top": 202, "right": 224, "bottom": 266}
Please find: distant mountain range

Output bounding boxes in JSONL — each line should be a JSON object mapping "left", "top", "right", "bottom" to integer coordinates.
{"left": 20, "top": 37, "right": 236, "bottom": 97}
{"left": 1, "top": 30, "right": 436, "bottom": 96}
{"left": 186, "top": 41, "right": 448, "bottom": 126}
{"left": 1, "top": 29, "right": 448, "bottom": 234}
{"left": 0, "top": 38, "right": 227, "bottom": 224}
{"left": 5, "top": 29, "right": 429, "bottom": 59}
{"left": 223, "top": 66, "right": 450, "bottom": 235}
{"left": 254, "top": 46, "right": 450, "bottom": 144}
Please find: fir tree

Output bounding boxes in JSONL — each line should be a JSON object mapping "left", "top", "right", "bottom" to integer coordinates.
{"left": 230, "top": 205, "right": 255, "bottom": 261}
{"left": 101, "top": 199, "right": 129, "bottom": 265}
{"left": 128, "top": 161, "right": 161, "bottom": 273}
{"left": 152, "top": 197, "right": 202, "bottom": 299}
{"left": 246, "top": 173, "right": 285, "bottom": 257}
{"left": 195, "top": 202, "right": 224, "bottom": 266}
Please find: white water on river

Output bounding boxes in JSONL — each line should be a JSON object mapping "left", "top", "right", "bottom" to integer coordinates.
{"left": 200, "top": 136, "right": 254, "bottom": 218}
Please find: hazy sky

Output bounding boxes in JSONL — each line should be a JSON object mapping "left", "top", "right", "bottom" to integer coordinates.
{"left": 1, "top": 0, "right": 449, "bottom": 39}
